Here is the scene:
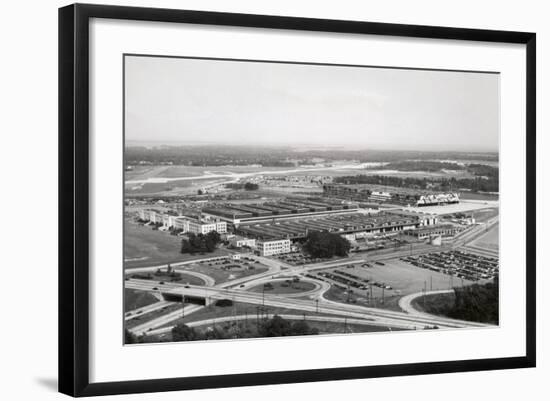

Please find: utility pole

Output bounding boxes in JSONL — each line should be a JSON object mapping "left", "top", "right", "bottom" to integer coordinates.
{"left": 381, "top": 285, "right": 385, "bottom": 304}
{"left": 423, "top": 280, "right": 427, "bottom": 310}
{"left": 315, "top": 298, "right": 319, "bottom": 314}
{"left": 430, "top": 276, "right": 433, "bottom": 291}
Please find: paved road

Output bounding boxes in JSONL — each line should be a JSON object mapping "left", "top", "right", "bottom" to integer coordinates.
{"left": 125, "top": 223, "right": 498, "bottom": 336}
{"left": 146, "top": 313, "right": 394, "bottom": 336}
{"left": 126, "top": 278, "right": 489, "bottom": 336}
{"left": 129, "top": 304, "right": 203, "bottom": 335}
{"left": 125, "top": 300, "right": 175, "bottom": 321}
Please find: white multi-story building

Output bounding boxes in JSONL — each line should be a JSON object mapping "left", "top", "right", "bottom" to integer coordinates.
{"left": 138, "top": 209, "right": 151, "bottom": 221}
{"left": 187, "top": 219, "right": 227, "bottom": 235}
{"left": 136, "top": 210, "right": 227, "bottom": 235}
{"left": 256, "top": 239, "right": 291, "bottom": 256}
{"left": 173, "top": 217, "right": 189, "bottom": 232}
{"left": 148, "top": 210, "right": 160, "bottom": 224}
{"left": 229, "top": 236, "right": 256, "bottom": 248}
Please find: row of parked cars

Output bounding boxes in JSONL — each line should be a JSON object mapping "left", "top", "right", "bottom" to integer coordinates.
{"left": 401, "top": 250, "right": 499, "bottom": 281}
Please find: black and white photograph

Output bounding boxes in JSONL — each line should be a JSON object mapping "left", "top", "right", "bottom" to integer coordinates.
{"left": 123, "top": 55, "right": 500, "bottom": 344}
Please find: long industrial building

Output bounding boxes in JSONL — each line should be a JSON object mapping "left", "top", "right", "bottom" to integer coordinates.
{"left": 202, "top": 197, "right": 360, "bottom": 224}
{"left": 234, "top": 211, "right": 434, "bottom": 241}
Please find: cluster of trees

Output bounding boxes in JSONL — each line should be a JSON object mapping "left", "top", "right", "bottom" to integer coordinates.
{"left": 258, "top": 315, "right": 319, "bottom": 337}
{"left": 447, "top": 277, "right": 499, "bottom": 324}
{"left": 180, "top": 231, "right": 221, "bottom": 254}
{"left": 418, "top": 277, "right": 499, "bottom": 324}
{"left": 169, "top": 315, "right": 319, "bottom": 342}
{"left": 225, "top": 182, "right": 259, "bottom": 191}
{"left": 381, "top": 161, "right": 466, "bottom": 172}
{"left": 303, "top": 231, "right": 351, "bottom": 258}
{"left": 334, "top": 170, "right": 499, "bottom": 193}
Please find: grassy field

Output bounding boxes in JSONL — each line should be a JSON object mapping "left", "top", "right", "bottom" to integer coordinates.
{"left": 471, "top": 208, "right": 499, "bottom": 222}
{"left": 124, "top": 289, "right": 160, "bottom": 312}
{"left": 323, "top": 286, "right": 403, "bottom": 311}
{"left": 182, "top": 262, "right": 269, "bottom": 285}
{"left": 411, "top": 292, "right": 455, "bottom": 316}
{"left": 469, "top": 224, "right": 499, "bottom": 251}
{"left": 248, "top": 280, "right": 317, "bottom": 295}
{"left": 126, "top": 177, "right": 234, "bottom": 195}
{"left": 124, "top": 219, "right": 231, "bottom": 269}
{"left": 460, "top": 192, "right": 499, "bottom": 201}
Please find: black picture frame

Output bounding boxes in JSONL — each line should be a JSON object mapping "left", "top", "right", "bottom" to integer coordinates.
{"left": 58, "top": 3, "right": 536, "bottom": 397}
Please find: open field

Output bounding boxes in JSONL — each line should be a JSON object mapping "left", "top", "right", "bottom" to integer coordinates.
{"left": 183, "top": 262, "right": 269, "bottom": 285}
{"left": 459, "top": 191, "right": 499, "bottom": 201}
{"left": 469, "top": 224, "right": 499, "bottom": 251}
{"left": 411, "top": 292, "right": 455, "bottom": 316}
{"left": 323, "top": 286, "right": 403, "bottom": 311}
{"left": 125, "top": 165, "right": 301, "bottom": 180}
{"left": 124, "top": 289, "right": 159, "bottom": 312}
{"left": 124, "top": 219, "right": 231, "bottom": 268}
{"left": 125, "top": 177, "right": 233, "bottom": 195}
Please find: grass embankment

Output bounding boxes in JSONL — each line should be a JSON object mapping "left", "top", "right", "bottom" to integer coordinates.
{"left": 412, "top": 279, "right": 499, "bottom": 325}
{"left": 248, "top": 280, "right": 317, "bottom": 295}
{"left": 124, "top": 289, "right": 159, "bottom": 312}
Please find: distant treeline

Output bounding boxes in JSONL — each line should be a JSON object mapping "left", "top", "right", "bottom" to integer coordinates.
{"left": 225, "top": 182, "right": 259, "bottom": 190}
{"left": 125, "top": 145, "right": 498, "bottom": 167}
{"left": 334, "top": 171, "right": 499, "bottom": 193}
{"left": 381, "top": 161, "right": 467, "bottom": 172}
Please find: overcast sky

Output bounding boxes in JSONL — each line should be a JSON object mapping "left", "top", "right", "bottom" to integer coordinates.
{"left": 125, "top": 55, "right": 499, "bottom": 152}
